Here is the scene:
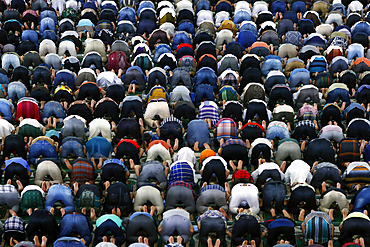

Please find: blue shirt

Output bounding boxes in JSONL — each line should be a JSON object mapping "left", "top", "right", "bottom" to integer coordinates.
{"left": 129, "top": 212, "right": 153, "bottom": 221}
{"left": 86, "top": 137, "right": 112, "bottom": 159}
{"left": 5, "top": 158, "right": 31, "bottom": 172}
{"left": 102, "top": 159, "right": 128, "bottom": 171}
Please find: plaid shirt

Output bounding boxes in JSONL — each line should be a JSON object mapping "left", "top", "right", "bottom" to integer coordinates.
{"left": 199, "top": 184, "right": 225, "bottom": 195}
{"left": 220, "top": 138, "right": 246, "bottom": 148}
{"left": 168, "top": 181, "right": 197, "bottom": 199}
{"left": 197, "top": 210, "right": 227, "bottom": 227}
{"left": 5, "top": 216, "right": 25, "bottom": 232}
{"left": 169, "top": 161, "right": 196, "bottom": 186}
{"left": 215, "top": 118, "right": 237, "bottom": 140}
{"left": 0, "top": 184, "right": 18, "bottom": 193}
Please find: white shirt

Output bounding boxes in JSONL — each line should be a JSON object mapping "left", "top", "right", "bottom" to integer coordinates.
{"left": 284, "top": 160, "right": 312, "bottom": 186}
{"left": 97, "top": 72, "right": 122, "bottom": 86}
{"left": 173, "top": 147, "right": 196, "bottom": 164}
{"left": 201, "top": 156, "right": 227, "bottom": 170}
{"left": 229, "top": 183, "right": 260, "bottom": 214}
{"left": 64, "top": 115, "right": 87, "bottom": 125}
{"left": 249, "top": 138, "right": 272, "bottom": 157}
{"left": 251, "top": 162, "right": 284, "bottom": 182}
{"left": 19, "top": 118, "right": 44, "bottom": 129}
{"left": 0, "top": 119, "right": 15, "bottom": 138}
{"left": 21, "top": 185, "right": 45, "bottom": 198}
{"left": 273, "top": 104, "right": 294, "bottom": 114}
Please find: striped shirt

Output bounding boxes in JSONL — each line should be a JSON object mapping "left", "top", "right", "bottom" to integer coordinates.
{"left": 198, "top": 101, "right": 220, "bottom": 126}
{"left": 199, "top": 184, "right": 225, "bottom": 195}
{"left": 160, "top": 116, "right": 183, "bottom": 128}
{"left": 303, "top": 211, "right": 332, "bottom": 244}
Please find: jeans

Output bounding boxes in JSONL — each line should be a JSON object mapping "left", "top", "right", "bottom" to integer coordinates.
{"left": 291, "top": 1, "right": 306, "bottom": 13}
{"left": 54, "top": 237, "right": 86, "bottom": 247}
{"left": 137, "top": 1, "right": 154, "bottom": 15}
{"left": 326, "top": 88, "right": 350, "bottom": 106}
{"left": 62, "top": 118, "right": 87, "bottom": 140}
{"left": 45, "top": 184, "right": 75, "bottom": 213}
{"left": 196, "top": 0, "right": 210, "bottom": 13}
{"left": 177, "top": 22, "right": 195, "bottom": 36}
{"left": 347, "top": 43, "right": 364, "bottom": 63}
{"left": 195, "top": 84, "right": 214, "bottom": 105}
{"left": 172, "top": 32, "right": 192, "bottom": 49}
{"left": 2, "top": 53, "right": 20, "bottom": 72}
{"left": 266, "top": 125, "right": 290, "bottom": 140}
{"left": 233, "top": 10, "right": 251, "bottom": 28}
{"left": 59, "top": 213, "right": 92, "bottom": 244}
{"left": 261, "top": 181, "right": 286, "bottom": 213}
{"left": 22, "top": 30, "right": 39, "bottom": 49}
{"left": 239, "top": 23, "right": 258, "bottom": 36}
{"left": 216, "top": 1, "right": 232, "bottom": 14}
{"left": 118, "top": 7, "right": 136, "bottom": 24}
{"left": 40, "top": 17, "right": 56, "bottom": 33}
{"left": 271, "top": 1, "right": 286, "bottom": 15}
{"left": 153, "top": 44, "right": 171, "bottom": 63}
{"left": 53, "top": 71, "right": 76, "bottom": 90}
{"left": 29, "top": 140, "right": 59, "bottom": 165}
{"left": 7, "top": 82, "right": 26, "bottom": 102}
{"left": 288, "top": 69, "right": 311, "bottom": 91}
{"left": 0, "top": 101, "right": 12, "bottom": 122}
{"left": 42, "top": 101, "right": 66, "bottom": 123}
{"left": 331, "top": 3, "right": 346, "bottom": 15}
{"left": 352, "top": 22, "right": 370, "bottom": 37}
{"left": 60, "top": 137, "right": 84, "bottom": 162}
{"left": 353, "top": 187, "right": 370, "bottom": 212}
{"left": 41, "top": 30, "right": 59, "bottom": 43}
{"left": 194, "top": 68, "right": 218, "bottom": 92}
{"left": 261, "top": 58, "right": 283, "bottom": 76}
{"left": 40, "top": 10, "right": 58, "bottom": 24}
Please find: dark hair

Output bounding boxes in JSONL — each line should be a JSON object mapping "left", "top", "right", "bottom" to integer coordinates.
{"left": 143, "top": 132, "right": 152, "bottom": 143}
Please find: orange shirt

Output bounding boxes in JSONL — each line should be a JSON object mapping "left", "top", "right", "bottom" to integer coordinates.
{"left": 148, "top": 140, "right": 172, "bottom": 153}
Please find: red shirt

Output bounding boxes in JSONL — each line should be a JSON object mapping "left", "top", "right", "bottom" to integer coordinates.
{"left": 117, "top": 139, "right": 140, "bottom": 151}
{"left": 148, "top": 140, "right": 172, "bottom": 153}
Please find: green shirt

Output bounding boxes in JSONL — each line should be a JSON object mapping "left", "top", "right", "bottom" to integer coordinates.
{"left": 96, "top": 214, "right": 123, "bottom": 229}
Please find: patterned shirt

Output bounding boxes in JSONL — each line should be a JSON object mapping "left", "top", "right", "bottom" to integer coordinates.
{"left": 169, "top": 161, "right": 196, "bottom": 186}
{"left": 220, "top": 138, "right": 246, "bottom": 148}
{"left": 296, "top": 120, "right": 316, "bottom": 128}
{"left": 198, "top": 101, "right": 220, "bottom": 126}
{"left": 303, "top": 211, "right": 332, "bottom": 244}
{"left": 215, "top": 118, "right": 237, "bottom": 140}
{"left": 197, "top": 210, "right": 227, "bottom": 227}
{"left": 160, "top": 116, "right": 183, "bottom": 128}
{"left": 102, "top": 159, "right": 128, "bottom": 171}
{"left": 199, "top": 184, "right": 225, "bottom": 195}
{"left": 4, "top": 216, "right": 25, "bottom": 232}
{"left": 168, "top": 181, "right": 197, "bottom": 199}
{"left": 0, "top": 184, "right": 18, "bottom": 193}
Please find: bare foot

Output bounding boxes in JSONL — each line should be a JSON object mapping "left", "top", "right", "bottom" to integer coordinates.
{"left": 194, "top": 141, "right": 199, "bottom": 151}
{"left": 50, "top": 207, "right": 54, "bottom": 215}
{"left": 298, "top": 209, "right": 305, "bottom": 221}
{"left": 150, "top": 205, "right": 156, "bottom": 216}
{"left": 102, "top": 236, "right": 108, "bottom": 242}
{"left": 250, "top": 240, "right": 256, "bottom": 247}
{"left": 26, "top": 208, "right": 33, "bottom": 216}
{"left": 144, "top": 237, "right": 149, "bottom": 245}
{"left": 214, "top": 239, "right": 221, "bottom": 247}
{"left": 329, "top": 209, "right": 334, "bottom": 221}
{"left": 129, "top": 159, "right": 135, "bottom": 169}
{"left": 342, "top": 209, "right": 348, "bottom": 220}
{"left": 60, "top": 208, "right": 66, "bottom": 217}
{"left": 90, "top": 208, "right": 97, "bottom": 221}
{"left": 177, "top": 236, "right": 183, "bottom": 244}
{"left": 41, "top": 236, "right": 47, "bottom": 247}
{"left": 81, "top": 207, "right": 87, "bottom": 215}
{"left": 110, "top": 238, "right": 115, "bottom": 244}
{"left": 9, "top": 209, "right": 17, "bottom": 217}
{"left": 229, "top": 160, "right": 236, "bottom": 171}
{"left": 168, "top": 236, "right": 174, "bottom": 243}
{"left": 308, "top": 239, "right": 314, "bottom": 245}
{"left": 34, "top": 236, "right": 40, "bottom": 247}
{"left": 207, "top": 238, "right": 213, "bottom": 247}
